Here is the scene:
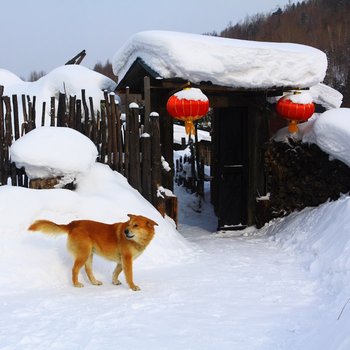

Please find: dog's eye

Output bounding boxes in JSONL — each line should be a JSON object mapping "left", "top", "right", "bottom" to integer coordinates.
{"left": 133, "top": 224, "right": 138, "bottom": 228}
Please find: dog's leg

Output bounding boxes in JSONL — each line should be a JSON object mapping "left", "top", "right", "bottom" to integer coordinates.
{"left": 112, "top": 263, "right": 123, "bottom": 285}
{"left": 122, "top": 256, "right": 140, "bottom": 291}
{"left": 72, "top": 257, "right": 87, "bottom": 288}
{"left": 85, "top": 254, "right": 102, "bottom": 286}
{"left": 68, "top": 237, "right": 90, "bottom": 288}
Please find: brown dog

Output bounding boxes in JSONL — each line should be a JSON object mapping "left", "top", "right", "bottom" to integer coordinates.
{"left": 28, "top": 214, "right": 158, "bottom": 291}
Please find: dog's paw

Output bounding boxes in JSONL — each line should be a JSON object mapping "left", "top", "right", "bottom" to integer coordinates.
{"left": 92, "top": 280, "right": 103, "bottom": 286}
{"left": 131, "top": 285, "right": 141, "bottom": 291}
{"left": 112, "top": 279, "right": 122, "bottom": 286}
{"left": 74, "top": 282, "right": 84, "bottom": 288}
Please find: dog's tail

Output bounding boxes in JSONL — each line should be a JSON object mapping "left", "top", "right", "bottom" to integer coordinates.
{"left": 28, "top": 220, "right": 69, "bottom": 235}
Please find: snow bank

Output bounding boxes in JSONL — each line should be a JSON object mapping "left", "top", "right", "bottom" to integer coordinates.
{"left": 261, "top": 197, "right": 350, "bottom": 349}
{"left": 113, "top": 30, "right": 327, "bottom": 89}
{"left": 10, "top": 127, "right": 98, "bottom": 179}
{"left": 0, "top": 163, "right": 193, "bottom": 292}
{"left": 302, "top": 108, "right": 350, "bottom": 167}
{"left": 0, "top": 65, "right": 117, "bottom": 125}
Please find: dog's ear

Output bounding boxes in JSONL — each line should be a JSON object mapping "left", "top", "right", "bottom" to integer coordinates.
{"left": 127, "top": 214, "right": 136, "bottom": 220}
{"left": 148, "top": 219, "right": 158, "bottom": 227}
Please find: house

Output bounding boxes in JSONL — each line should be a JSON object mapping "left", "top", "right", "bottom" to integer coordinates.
{"left": 112, "top": 30, "right": 330, "bottom": 229}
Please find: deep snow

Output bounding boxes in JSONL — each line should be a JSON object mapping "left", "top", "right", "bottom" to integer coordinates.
{"left": 1, "top": 96, "right": 350, "bottom": 349}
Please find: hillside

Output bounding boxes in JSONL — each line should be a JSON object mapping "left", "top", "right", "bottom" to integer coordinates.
{"left": 217, "top": 0, "right": 350, "bottom": 106}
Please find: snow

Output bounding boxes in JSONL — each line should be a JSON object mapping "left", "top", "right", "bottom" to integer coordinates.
{"left": 0, "top": 65, "right": 117, "bottom": 125}
{"left": 302, "top": 108, "right": 350, "bottom": 167}
{"left": 283, "top": 90, "right": 313, "bottom": 104}
{"left": 310, "top": 83, "right": 343, "bottom": 109}
{"left": 275, "top": 108, "right": 350, "bottom": 168}
{"left": 10, "top": 127, "right": 98, "bottom": 179}
{"left": 113, "top": 30, "right": 327, "bottom": 89}
{"left": 174, "top": 87, "right": 208, "bottom": 101}
{"left": 2, "top": 160, "right": 350, "bottom": 348}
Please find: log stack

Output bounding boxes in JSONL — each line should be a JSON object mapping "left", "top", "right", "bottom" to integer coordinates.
{"left": 264, "top": 138, "right": 350, "bottom": 221}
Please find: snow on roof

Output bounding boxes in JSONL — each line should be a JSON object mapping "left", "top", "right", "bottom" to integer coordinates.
{"left": 0, "top": 65, "right": 117, "bottom": 125}
{"left": 113, "top": 30, "right": 327, "bottom": 89}
{"left": 10, "top": 127, "right": 98, "bottom": 180}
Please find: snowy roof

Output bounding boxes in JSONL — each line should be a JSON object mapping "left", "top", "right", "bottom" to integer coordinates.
{"left": 113, "top": 30, "right": 327, "bottom": 89}
{"left": 10, "top": 127, "right": 98, "bottom": 180}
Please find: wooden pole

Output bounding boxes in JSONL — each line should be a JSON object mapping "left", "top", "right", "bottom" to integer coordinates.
{"left": 100, "top": 101, "right": 107, "bottom": 164}
{"left": 68, "top": 95, "right": 76, "bottom": 128}
{"left": 143, "top": 76, "right": 151, "bottom": 133}
{"left": 41, "top": 101, "right": 46, "bottom": 126}
{"left": 150, "top": 112, "right": 161, "bottom": 208}
{"left": 11, "top": 95, "right": 20, "bottom": 140}
{"left": 128, "top": 104, "right": 141, "bottom": 192}
{"left": 57, "top": 92, "right": 66, "bottom": 127}
{"left": 21, "top": 94, "right": 28, "bottom": 135}
{"left": 0, "top": 92, "right": 5, "bottom": 184}
{"left": 109, "top": 93, "right": 118, "bottom": 170}
{"left": 50, "top": 97, "right": 56, "bottom": 126}
{"left": 141, "top": 133, "right": 152, "bottom": 202}
{"left": 81, "top": 89, "right": 89, "bottom": 134}
{"left": 124, "top": 87, "right": 130, "bottom": 179}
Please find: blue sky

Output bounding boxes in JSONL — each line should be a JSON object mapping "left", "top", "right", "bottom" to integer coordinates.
{"left": 0, "top": 0, "right": 296, "bottom": 79}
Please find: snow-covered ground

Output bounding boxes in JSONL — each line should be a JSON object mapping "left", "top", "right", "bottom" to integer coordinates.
{"left": 1, "top": 110, "right": 350, "bottom": 349}
{"left": 1, "top": 173, "right": 350, "bottom": 350}
{"left": 0, "top": 172, "right": 349, "bottom": 348}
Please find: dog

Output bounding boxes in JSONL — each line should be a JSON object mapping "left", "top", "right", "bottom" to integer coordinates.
{"left": 28, "top": 214, "right": 158, "bottom": 291}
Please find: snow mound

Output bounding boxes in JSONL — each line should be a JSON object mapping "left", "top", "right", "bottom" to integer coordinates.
{"left": 0, "top": 68, "right": 23, "bottom": 85}
{"left": 302, "top": 108, "right": 350, "bottom": 167}
{"left": 113, "top": 30, "right": 327, "bottom": 89}
{"left": 0, "top": 65, "right": 117, "bottom": 125}
{"left": 10, "top": 127, "right": 98, "bottom": 179}
{"left": 261, "top": 197, "right": 350, "bottom": 350}
{"left": 0, "top": 162, "right": 194, "bottom": 292}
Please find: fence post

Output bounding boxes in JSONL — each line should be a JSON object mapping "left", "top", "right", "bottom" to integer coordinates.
{"left": 0, "top": 88, "right": 5, "bottom": 184}
{"left": 57, "top": 92, "right": 66, "bottom": 127}
{"left": 141, "top": 131, "right": 152, "bottom": 202}
{"left": 143, "top": 76, "right": 151, "bottom": 133}
{"left": 50, "top": 97, "right": 55, "bottom": 126}
{"left": 128, "top": 103, "right": 141, "bottom": 192}
{"left": 150, "top": 112, "right": 162, "bottom": 209}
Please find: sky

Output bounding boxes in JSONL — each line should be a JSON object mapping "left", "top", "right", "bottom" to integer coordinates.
{"left": 0, "top": 0, "right": 296, "bottom": 80}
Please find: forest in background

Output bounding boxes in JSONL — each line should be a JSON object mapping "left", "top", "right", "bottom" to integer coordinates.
{"left": 215, "top": 0, "right": 350, "bottom": 106}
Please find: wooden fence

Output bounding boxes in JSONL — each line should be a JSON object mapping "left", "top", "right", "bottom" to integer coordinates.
{"left": 0, "top": 86, "right": 177, "bottom": 222}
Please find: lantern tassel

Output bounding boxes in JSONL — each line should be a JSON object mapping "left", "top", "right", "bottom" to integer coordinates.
{"left": 185, "top": 121, "right": 196, "bottom": 136}
{"left": 288, "top": 120, "right": 299, "bottom": 133}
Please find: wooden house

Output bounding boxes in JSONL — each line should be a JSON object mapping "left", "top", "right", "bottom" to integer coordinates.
{"left": 113, "top": 30, "right": 328, "bottom": 229}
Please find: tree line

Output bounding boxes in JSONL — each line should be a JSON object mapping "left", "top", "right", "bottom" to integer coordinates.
{"left": 215, "top": 0, "right": 350, "bottom": 106}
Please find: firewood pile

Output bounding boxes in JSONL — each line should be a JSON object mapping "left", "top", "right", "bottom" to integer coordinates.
{"left": 265, "top": 138, "right": 350, "bottom": 220}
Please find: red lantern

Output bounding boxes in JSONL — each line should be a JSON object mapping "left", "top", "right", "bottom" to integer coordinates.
{"left": 276, "top": 91, "right": 315, "bottom": 133}
{"left": 166, "top": 87, "right": 209, "bottom": 135}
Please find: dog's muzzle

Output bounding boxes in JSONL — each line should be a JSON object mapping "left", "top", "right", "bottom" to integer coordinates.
{"left": 124, "top": 229, "right": 135, "bottom": 239}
